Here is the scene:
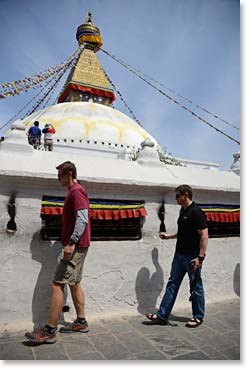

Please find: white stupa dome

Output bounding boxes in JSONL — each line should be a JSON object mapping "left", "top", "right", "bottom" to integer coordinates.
{"left": 22, "top": 102, "right": 157, "bottom": 148}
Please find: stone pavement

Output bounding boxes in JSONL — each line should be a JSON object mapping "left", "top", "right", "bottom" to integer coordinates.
{"left": 0, "top": 298, "right": 240, "bottom": 360}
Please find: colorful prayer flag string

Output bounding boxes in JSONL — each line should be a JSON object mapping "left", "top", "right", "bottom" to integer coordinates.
{"left": 112, "top": 56, "right": 240, "bottom": 132}
{"left": 101, "top": 67, "right": 142, "bottom": 126}
{"left": 0, "top": 46, "right": 84, "bottom": 132}
{"left": 0, "top": 49, "right": 81, "bottom": 100}
{"left": 100, "top": 48, "right": 240, "bottom": 146}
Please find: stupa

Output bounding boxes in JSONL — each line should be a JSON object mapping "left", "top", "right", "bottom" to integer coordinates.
{"left": 22, "top": 13, "right": 156, "bottom": 158}
{"left": 0, "top": 12, "right": 240, "bottom": 332}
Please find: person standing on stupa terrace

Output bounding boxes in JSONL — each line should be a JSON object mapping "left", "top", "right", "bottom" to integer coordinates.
{"left": 42, "top": 123, "right": 56, "bottom": 151}
{"left": 28, "top": 120, "right": 41, "bottom": 149}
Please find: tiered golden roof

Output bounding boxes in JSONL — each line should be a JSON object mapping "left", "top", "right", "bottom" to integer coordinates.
{"left": 58, "top": 12, "right": 115, "bottom": 105}
{"left": 69, "top": 48, "right": 111, "bottom": 90}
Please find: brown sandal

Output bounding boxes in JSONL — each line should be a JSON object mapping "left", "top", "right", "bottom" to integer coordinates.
{"left": 185, "top": 317, "right": 203, "bottom": 328}
{"left": 145, "top": 313, "right": 167, "bottom": 325}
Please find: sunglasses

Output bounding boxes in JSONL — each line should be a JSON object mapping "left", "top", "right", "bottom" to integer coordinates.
{"left": 58, "top": 173, "right": 64, "bottom": 180}
{"left": 175, "top": 193, "right": 183, "bottom": 199}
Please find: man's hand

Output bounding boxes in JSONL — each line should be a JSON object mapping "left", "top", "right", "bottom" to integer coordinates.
{"left": 190, "top": 257, "right": 202, "bottom": 270}
{"left": 63, "top": 244, "right": 75, "bottom": 261}
{"left": 159, "top": 232, "right": 170, "bottom": 240}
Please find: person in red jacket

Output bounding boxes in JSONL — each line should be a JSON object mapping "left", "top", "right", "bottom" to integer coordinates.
{"left": 25, "top": 161, "right": 91, "bottom": 344}
{"left": 42, "top": 123, "right": 56, "bottom": 151}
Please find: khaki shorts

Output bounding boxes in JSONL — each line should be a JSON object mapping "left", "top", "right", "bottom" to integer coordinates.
{"left": 53, "top": 247, "right": 88, "bottom": 285}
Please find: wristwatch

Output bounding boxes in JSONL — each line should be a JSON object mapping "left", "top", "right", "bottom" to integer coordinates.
{"left": 69, "top": 239, "right": 76, "bottom": 246}
{"left": 198, "top": 255, "right": 205, "bottom": 262}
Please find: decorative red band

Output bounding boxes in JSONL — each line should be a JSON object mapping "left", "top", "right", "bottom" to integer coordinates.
{"left": 205, "top": 211, "right": 240, "bottom": 223}
{"left": 58, "top": 83, "right": 116, "bottom": 103}
{"left": 41, "top": 207, "right": 147, "bottom": 219}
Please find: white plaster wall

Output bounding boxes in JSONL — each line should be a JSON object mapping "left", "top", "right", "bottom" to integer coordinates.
{"left": 0, "top": 178, "right": 240, "bottom": 333}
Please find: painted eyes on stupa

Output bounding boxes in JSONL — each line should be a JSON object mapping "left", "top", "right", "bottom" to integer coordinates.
{"left": 79, "top": 93, "right": 104, "bottom": 103}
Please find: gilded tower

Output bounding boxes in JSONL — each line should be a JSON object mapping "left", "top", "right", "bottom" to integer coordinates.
{"left": 58, "top": 12, "right": 115, "bottom": 106}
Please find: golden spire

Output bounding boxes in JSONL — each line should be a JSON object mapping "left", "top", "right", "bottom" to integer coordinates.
{"left": 58, "top": 12, "right": 115, "bottom": 105}
{"left": 76, "top": 11, "right": 103, "bottom": 51}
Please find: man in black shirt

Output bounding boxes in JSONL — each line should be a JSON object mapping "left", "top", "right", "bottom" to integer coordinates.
{"left": 146, "top": 184, "right": 208, "bottom": 328}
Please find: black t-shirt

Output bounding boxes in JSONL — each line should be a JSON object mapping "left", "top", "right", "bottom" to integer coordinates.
{"left": 175, "top": 202, "right": 207, "bottom": 255}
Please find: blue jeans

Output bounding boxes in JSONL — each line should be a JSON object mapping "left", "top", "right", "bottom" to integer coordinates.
{"left": 157, "top": 253, "right": 205, "bottom": 321}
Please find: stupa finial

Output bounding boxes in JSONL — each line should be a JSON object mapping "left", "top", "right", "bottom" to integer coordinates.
{"left": 76, "top": 11, "right": 102, "bottom": 50}
{"left": 86, "top": 11, "right": 93, "bottom": 24}
{"left": 58, "top": 12, "right": 115, "bottom": 105}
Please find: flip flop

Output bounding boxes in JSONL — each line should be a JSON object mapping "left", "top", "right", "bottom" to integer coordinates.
{"left": 185, "top": 317, "right": 203, "bottom": 328}
{"left": 145, "top": 313, "right": 168, "bottom": 325}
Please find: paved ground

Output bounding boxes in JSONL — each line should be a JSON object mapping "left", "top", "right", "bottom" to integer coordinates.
{"left": 0, "top": 298, "right": 240, "bottom": 360}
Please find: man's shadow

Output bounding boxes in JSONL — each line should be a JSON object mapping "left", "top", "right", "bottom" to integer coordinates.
{"left": 135, "top": 247, "right": 164, "bottom": 314}
{"left": 233, "top": 262, "right": 240, "bottom": 297}
{"left": 30, "top": 232, "right": 66, "bottom": 329}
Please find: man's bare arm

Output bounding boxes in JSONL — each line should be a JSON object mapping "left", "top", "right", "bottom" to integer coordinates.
{"left": 198, "top": 228, "right": 208, "bottom": 257}
{"left": 159, "top": 232, "right": 177, "bottom": 240}
{"left": 191, "top": 228, "right": 208, "bottom": 269}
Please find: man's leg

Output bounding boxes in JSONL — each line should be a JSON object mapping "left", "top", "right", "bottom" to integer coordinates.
{"left": 33, "top": 138, "right": 38, "bottom": 149}
{"left": 156, "top": 254, "right": 186, "bottom": 321}
{"left": 187, "top": 267, "right": 205, "bottom": 320}
{"left": 59, "top": 250, "right": 89, "bottom": 333}
{"left": 69, "top": 282, "right": 86, "bottom": 318}
{"left": 44, "top": 140, "right": 48, "bottom": 151}
{"left": 47, "top": 282, "right": 65, "bottom": 327}
{"left": 59, "top": 283, "right": 88, "bottom": 333}
{"left": 25, "top": 281, "right": 64, "bottom": 343}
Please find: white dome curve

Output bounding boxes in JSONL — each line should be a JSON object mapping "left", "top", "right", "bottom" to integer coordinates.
{"left": 22, "top": 102, "right": 157, "bottom": 147}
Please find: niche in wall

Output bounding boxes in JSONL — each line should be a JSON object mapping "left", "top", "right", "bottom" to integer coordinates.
{"left": 40, "top": 196, "right": 147, "bottom": 241}
{"left": 198, "top": 203, "right": 240, "bottom": 238}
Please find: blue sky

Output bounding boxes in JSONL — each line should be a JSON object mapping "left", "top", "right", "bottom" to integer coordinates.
{"left": 0, "top": 0, "right": 240, "bottom": 170}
